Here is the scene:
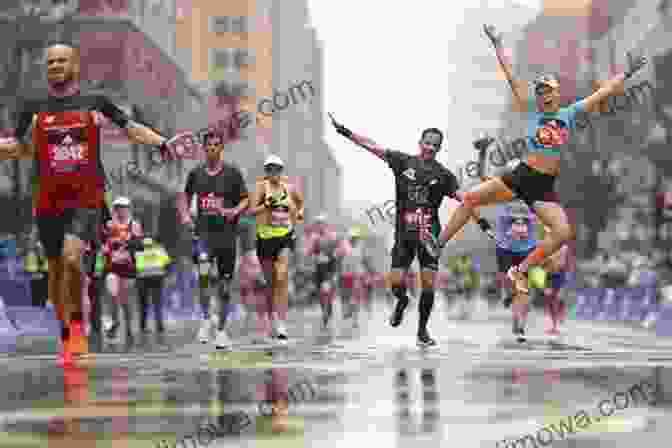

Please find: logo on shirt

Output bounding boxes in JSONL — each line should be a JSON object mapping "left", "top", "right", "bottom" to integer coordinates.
{"left": 403, "top": 168, "right": 416, "bottom": 180}
{"left": 429, "top": 179, "right": 438, "bottom": 186}
{"left": 44, "top": 115, "right": 55, "bottom": 124}
{"left": 52, "top": 135, "right": 85, "bottom": 161}
{"left": 199, "top": 192, "right": 221, "bottom": 213}
{"left": 535, "top": 118, "right": 569, "bottom": 147}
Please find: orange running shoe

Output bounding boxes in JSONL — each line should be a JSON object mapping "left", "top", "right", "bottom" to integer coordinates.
{"left": 67, "top": 321, "right": 89, "bottom": 357}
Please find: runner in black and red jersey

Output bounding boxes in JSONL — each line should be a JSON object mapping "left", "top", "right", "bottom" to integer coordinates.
{"left": 330, "top": 115, "right": 489, "bottom": 347}
{"left": 177, "top": 128, "right": 249, "bottom": 350}
{"left": 0, "top": 43, "right": 183, "bottom": 365}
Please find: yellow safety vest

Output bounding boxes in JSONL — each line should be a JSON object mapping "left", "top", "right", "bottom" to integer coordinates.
{"left": 135, "top": 247, "right": 171, "bottom": 277}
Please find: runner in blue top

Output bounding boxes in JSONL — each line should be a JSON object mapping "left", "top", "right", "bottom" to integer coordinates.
{"left": 427, "top": 23, "right": 647, "bottom": 298}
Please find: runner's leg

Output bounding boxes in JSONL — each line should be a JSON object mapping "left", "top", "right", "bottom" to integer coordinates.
{"left": 418, "top": 240, "right": 438, "bottom": 346}
{"left": 439, "top": 178, "right": 515, "bottom": 243}
{"left": 518, "top": 202, "right": 574, "bottom": 274}
{"left": 389, "top": 238, "right": 413, "bottom": 327}
{"left": 271, "top": 246, "right": 291, "bottom": 339}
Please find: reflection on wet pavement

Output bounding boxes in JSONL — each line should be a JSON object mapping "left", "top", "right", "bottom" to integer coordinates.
{"left": 1, "top": 299, "right": 672, "bottom": 447}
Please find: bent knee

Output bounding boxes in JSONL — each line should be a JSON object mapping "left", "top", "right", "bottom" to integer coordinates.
{"left": 555, "top": 224, "right": 575, "bottom": 242}
{"left": 462, "top": 192, "right": 480, "bottom": 209}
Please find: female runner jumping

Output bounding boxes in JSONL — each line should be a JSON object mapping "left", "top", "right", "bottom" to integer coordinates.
{"left": 428, "top": 24, "right": 647, "bottom": 297}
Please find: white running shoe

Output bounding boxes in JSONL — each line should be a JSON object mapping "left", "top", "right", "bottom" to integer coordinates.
{"left": 197, "top": 319, "right": 213, "bottom": 344}
{"left": 272, "top": 319, "right": 288, "bottom": 341}
{"left": 214, "top": 328, "right": 232, "bottom": 350}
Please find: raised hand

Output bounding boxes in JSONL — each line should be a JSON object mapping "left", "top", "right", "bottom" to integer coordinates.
{"left": 625, "top": 51, "right": 647, "bottom": 79}
{"left": 483, "top": 24, "right": 502, "bottom": 47}
{"left": 328, "top": 112, "right": 353, "bottom": 138}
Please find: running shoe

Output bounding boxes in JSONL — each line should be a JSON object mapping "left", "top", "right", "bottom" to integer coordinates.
{"left": 68, "top": 320, "right": 88, "bottom": 356}
{"left": 272, "top": 319, "right": 288, "bottom": 341}
{"left": 214, "top": 329, "right": 232, "bottom": 350}
{"left": 507, "top": 266, "right": 529, "bottom": 294}
{"left": 512, "top": 319, "right": 526, "bottom": 343}
{"left": 389, "top": 295, "right": 409, "bottom": 327}
{"left": 322, "top": 302, "right": 333, "bottom": 329}
{"left": 198, "top": 318, "right": 213, "bottom": 344}
{"left": 417, "top": 332, "right": 437, "bottom": 347}
{"left": 502, "top": 295, "right": 513, "bottom": 308}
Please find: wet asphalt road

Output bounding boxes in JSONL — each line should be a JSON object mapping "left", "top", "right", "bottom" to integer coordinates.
{"left": 1, "top": 296, "right": 672, "bottom": 447}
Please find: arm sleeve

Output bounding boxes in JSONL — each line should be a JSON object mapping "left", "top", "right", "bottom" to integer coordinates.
{"left": 14, "top": 100, "right": 35, "bottom": 143}
{"left": 235, "top": 167, "right": 249, "bottom": 199}
{"left": 184, "top": 170, "right": 196, "bottom": 196}
{"left": 442, "top": 170, "right": 460, "bottom": 199}
{"left": 384, "top": 149, "right": 406, "bottom": 173}
{"left": 97, "top": 96, "right": 130, "bottom": 129}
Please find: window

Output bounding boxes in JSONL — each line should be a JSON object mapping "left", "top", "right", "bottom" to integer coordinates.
{"left": 209, "top": 16, "right": 250, "bottom": 34}
{"left": 235, "top": 49, "right": 255, "bottom": 67}
{"left": 210, "top": 48, "right": 234, "bottom": 70}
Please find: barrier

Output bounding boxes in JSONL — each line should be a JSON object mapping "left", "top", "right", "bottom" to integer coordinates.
{"left": 0, "top": 297, "right": 19, "bottom": 352}
{"left": 572, "top": 286, "right": 661, "bottom": 330}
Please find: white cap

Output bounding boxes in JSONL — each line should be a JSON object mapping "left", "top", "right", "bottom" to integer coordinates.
{"left": 113, "top": 196, "right": 131, "bottom": 207}
{"left": 264, "top": 154, "right": 284, "bottom": 167}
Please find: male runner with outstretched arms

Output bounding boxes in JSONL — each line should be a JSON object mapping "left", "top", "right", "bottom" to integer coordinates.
{"left": 177, "top": 128, "right": 249, "bottom": 350}
{"left": 0, "top": 43, "right": 181, "bottom": 365}
{"left": 330, "top": 118, "right": 490, "bottom": 346}
{"left": 427, "top": 25, "right": 647, "bottom": 297}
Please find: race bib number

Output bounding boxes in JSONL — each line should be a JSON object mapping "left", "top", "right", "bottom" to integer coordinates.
{"left": 198, "top": 194, "right": 222, "bottom": 215}
{"left": 47, "top": 127, "right": 90, "bottom": 174}
{"left": 403, "top": 208, "right": 432, "bottom": 238}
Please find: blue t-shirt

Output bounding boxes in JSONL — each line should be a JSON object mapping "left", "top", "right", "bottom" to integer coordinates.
{"left": 525, "top": 85, "right": 586, "bottom": 157}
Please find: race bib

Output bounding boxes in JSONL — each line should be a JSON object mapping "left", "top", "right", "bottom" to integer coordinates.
{"left": 46, "top": 126, "right": 90, "bottom": 174}
{"left": 402, "top": 208, "right": 432, "bottom": 237}
{"left": 198, "top": 193, "right": 222, "bottom": 215}
{"left": 317, "top": 254, "right": 330, "bottom": 263}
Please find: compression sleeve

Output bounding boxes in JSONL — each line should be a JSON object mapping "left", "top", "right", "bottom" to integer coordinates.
{"left": 14, "top": 100, "right": 35, "bottom": 143}
{"left": 384, "top": 149, "right": 406, "bottom": 173}
{"left": 97, "top": 96, "right": 130, "bottom": 129}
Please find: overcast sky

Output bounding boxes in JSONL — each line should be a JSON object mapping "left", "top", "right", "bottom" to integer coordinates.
{"left": 306, "top": 0, "right": 543, "bottom": 208}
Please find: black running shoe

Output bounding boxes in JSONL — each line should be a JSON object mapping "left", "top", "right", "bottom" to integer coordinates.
{"left": 503, "top": 296, "right": 513, "bottom": 308}
{"left": 106, "top": 322, "right": 119, "bottom": 339}
{"left": 389, "top": 296, "right": 409, "bottom": 327}
{"left": 512, "top": 319, "right": 526, "bottom": 343}
{"left": 417, "top": 333, "right": 437, "bottom": 347}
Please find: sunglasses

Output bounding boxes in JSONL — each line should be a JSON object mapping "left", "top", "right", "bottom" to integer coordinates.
{"left": 265, "top": 164, "right": 283, "bottom": 173}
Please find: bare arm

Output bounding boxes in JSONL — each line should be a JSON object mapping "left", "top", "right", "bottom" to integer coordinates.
{"left": 583, "top": 53, "right": 647, "bottom": 113}
{"left": 248, "top": 181, "right": 268, "bottom": 215}
{"left": 290, "top": 186, "right": 305, "bottom": 222}
{"left": 175, "top": 192, "right": 193, "bottom": 225}
{"left": 483, "top": 25, "right": 529, "bottom": 112}
{"left": 125, "top": 121, "right": 167, "bottom": 146}
{"left": 329, "top": 113, "right": 386, "bottom": 160}
{"left": 0, "top": 115, "right": 36, "bottom": 161}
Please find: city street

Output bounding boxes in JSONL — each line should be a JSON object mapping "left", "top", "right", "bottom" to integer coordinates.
{"left": 0, "top": 297, "right": 671, "bottom": 447}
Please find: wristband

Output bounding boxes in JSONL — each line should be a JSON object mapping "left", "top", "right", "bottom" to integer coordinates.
{"left": 477, "top": 218, "right": 491, "bottom": 232}
{"left": 337, "top": 126, "right": 353, "bottom": 139}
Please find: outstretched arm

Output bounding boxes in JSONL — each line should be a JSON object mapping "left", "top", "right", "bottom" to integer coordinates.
{"left": 581, "top": 52, "right": 647, "bottom": 113}
{"left": 483, "top": 24, "right": 530, "bottom": 112}
{"left": 328, "top": 113, "right": 386, "bottom": 160}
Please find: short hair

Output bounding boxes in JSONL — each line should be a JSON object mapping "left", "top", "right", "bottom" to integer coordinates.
{"left": 45, "top": 42, "right": 80, "bottom": 60}
{"left": 421, "top": 128, "right": 443, "bottom": 145}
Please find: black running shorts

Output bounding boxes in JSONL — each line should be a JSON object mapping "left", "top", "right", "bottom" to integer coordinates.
{"left": 391, "top": 236, "right": 438, "bottom": 272}
{"left": 500, "top": 162, "right": 558, "bottom": 208}
{"left": 36, "top": 208, "right": 102, "bottom": 258}
{"left": 257, "top": 231, "right": 294, "bottom": 260}
{"left": 315, "top": 259, "right": 338, "bottom": 287}
{"left": 496, "top": 247, "right": 534, "bottom": 273}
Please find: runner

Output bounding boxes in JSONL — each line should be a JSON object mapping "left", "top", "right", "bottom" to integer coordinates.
{"left": 339, "top": 226, "right": 373, "bottom": 326}
{"left": 304, "top": 214, "right": 348, "bottom": 329}
{"left": 494, "top": 201, "right": 538, "bottom": 342}
{"left": 249, "top": 155, "right": 304, "bottom": 342}
{"left": 426, "top": 24, "right": 647, "bottom": 299}
{"left": 177, "top": 128, "right": 249, "bottom": 350}
{"left": 102, "top": 197, "right": 143, "bottom": 343}
{"left": 329, "top": 118, "right": 489, "bottom": 347}
{"left": 450, "top": 254, "right": 482, "bottom": 320}
{"left": 0, "top": 43, "right": 182, "bottom": 365}
{"left": 538, "top": 232, "right": 570, "bottom": 340}
{"left": 135, "top": 236, "right": 171, "bottom": 334}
